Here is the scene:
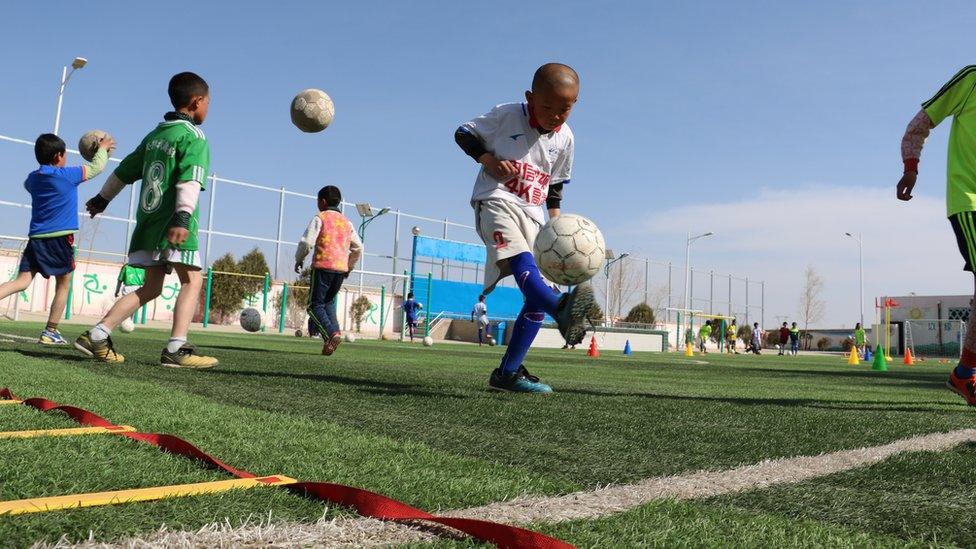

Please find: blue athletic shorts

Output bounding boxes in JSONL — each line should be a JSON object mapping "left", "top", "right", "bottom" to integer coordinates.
{"left": 19, "top": 234, "right": 75, "bottom": 278}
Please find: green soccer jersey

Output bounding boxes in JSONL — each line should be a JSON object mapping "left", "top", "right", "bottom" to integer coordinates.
{"left": 922, "top": 66, "right": 976, "bottom": 217}
{"left": 699, "top": 325, "right": 712, "bottom": 339}
{"left": 854, "top": 328, "right": 866, "bottom": 346}
{"left": 113, "top": 118, "right": 209, "bottom": 253}
{"left": 118, "top": 264, "right": 146, "bottom": 286}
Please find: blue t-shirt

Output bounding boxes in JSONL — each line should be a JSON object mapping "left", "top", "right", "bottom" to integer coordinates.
{"left": 24, "top": 165, "right": 84, "bottom": 237}
{"left": 402, "top": 299, "right": 422, "bottom": 321}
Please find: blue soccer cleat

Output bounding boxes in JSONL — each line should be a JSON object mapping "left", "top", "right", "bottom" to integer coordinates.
{"left": 489, "top": 365, "right": 553, "bottom": 394}
{"left": 39, "top": 328, "right": 67, "bottom": 345}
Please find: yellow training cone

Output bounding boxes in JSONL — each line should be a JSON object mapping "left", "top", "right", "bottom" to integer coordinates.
{"left": 847, "top": 350, "right": 860, "bottom": 365}
{"left": 685, "top": 342, "right": 694, "bottom": 357}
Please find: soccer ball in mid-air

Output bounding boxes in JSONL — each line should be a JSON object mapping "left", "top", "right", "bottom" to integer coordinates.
{"left": 344, "top": 332, "right": 357, "bottom": 343}
{"left": 78, "top": 129, "right": 113, "bottom": 162}
{"left": 290, "top": 89, "right": 334, "bottom": 133}
{"left": 423, "top": 336, "right": 433, "bottom": 347}
{"left": 119, "top": 317, "right": 135, "bottom": 333}
{"left": 533, "top": 214, "right": 606, "bottom": 286}
{"left": 240, "top": 308, "right": 263, "bottom": 332}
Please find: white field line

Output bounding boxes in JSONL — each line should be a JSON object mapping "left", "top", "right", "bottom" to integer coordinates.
{"left": 0, "top": 332, "right": 40, "bottom": 342}
{"left": 48, "top": 428, "right": 976, "bottom": 548}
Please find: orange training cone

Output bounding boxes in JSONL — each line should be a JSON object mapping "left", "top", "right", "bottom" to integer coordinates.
{"left": 588, "top": 336, "right": 600, "bottom": 358}
{"left": 904, "top": 347, "right": 914, "bottom": 365}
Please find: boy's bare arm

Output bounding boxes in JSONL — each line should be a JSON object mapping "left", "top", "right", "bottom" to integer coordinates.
{"left": 897, "top": 110, "right": 935, "bottom": 201}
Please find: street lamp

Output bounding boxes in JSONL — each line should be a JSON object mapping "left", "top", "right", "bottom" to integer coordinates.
{"left": 844, "top": 232, "right": 864, "bottom": 328}
{"left": 53, "top": 57, "right": 88, "bottom": 135}
{"left": 683, "top": 231, "right": 713, "bottom": 334}
{"left": 604, "top": 250, "right": 630, "bottom": 326}
{"left": 355, "top": 203, "right": 391, "bottom": 292}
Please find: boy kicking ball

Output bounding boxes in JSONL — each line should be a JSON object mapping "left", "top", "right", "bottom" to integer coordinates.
{"left": 0, "top": 132, "right": 113, "bottom": 344}
{"left": 898, "top": 65, "right": 976, "bottom": 404}
{"left": 77, "top": 72, "right": 217, "bottom": 368}
{"left": 454, "top": 62, "right": 595, "bottom": 393}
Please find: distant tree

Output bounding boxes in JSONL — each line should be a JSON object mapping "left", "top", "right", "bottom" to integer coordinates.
{"left": 737, "top": 325, "right": 753, "bottom": 343}
{"left": 624, "top": 303, "right": 656, "bottom": 324}
{"left": 765, "top": 330, "right": 780, "bottom": 347}
{"left": 275, "top": 267, "right": 312, "bottom": 331}
{"left": 841, "top": 337, "right": 854, "bottom": 352}
{"left": 587, "top": 302, "right": 604, "bottom": 323}
{"left": 817, "top": 337, "right": 831, "bottom": 351}
{"left": 350, "top": 295, "right": 371, "bottom": 332}
{"left": 209, "top": 253, "right": 243, "bottom": 323}
{"left": 798, "top": 266, "right": 826, "bottom": 350}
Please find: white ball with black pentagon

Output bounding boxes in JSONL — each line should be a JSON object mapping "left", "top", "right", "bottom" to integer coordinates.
{"left": 533, "top": 214, "right": 606, "bottom": 286}
{"left": 239, "top": 307, "right": 263, "bottom": 332}
{"left": 78, "top": 130, "right": 112, "bottom": 162}
{"left": 290, "top": 88, "right": 334, "bottom": 133}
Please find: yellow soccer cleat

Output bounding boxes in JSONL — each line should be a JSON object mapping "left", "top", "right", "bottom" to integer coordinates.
{"left": 161, "top": 344, "right": 218, "bottom": 369}
{"left": 74, "top": 331, "right": 125, "bottom": 364}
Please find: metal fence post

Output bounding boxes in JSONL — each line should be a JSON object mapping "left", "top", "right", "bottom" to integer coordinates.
{"left": 203, "top": 267, "right": 213, "bottom": 328}
{"left": 644, "top": 258, "right": 649, "bottom": 305}
{"left": 745, "top": 276, "right": 750, "bottom": 326}
{"left": 279, "top": 282, "right": 288, "bottom": 333}
{"left": 667, "top": 262, "right": 672, "bottom": 324}
{"left": 709, "top": 270, "right": 714, "bottom": 315}
{"left": 274, "top": 187, "right": 285, "bottom": 279}
{"left": 204, "top": 174, "right": 217, "bottom": 268}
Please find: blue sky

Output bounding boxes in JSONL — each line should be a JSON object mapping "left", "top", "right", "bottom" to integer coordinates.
{"left": 0, "top": 1, "right": 973, "bottom": 326}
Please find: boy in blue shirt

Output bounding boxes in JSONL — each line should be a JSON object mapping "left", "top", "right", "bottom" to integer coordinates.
{"left": 0, "top": 133, "right": 113, "bottom": 343}
{"left": 401, "top": 292, "right": 423, "bottom": 341}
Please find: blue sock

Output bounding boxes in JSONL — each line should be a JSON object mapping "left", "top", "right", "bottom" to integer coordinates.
{"left": 955, "top": 364, "right": 976, "bottom": 378}
{"left": 499, "top": 305, "right": 545, "bottom": 374}
{"left": 508, "top": 252, "right": 560, "bottom": 316}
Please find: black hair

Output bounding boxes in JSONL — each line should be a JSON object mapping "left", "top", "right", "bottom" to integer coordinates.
{"left": 531, "top": 63, "right": 579, "bottom": 93}
{"left": 318, "top": 185, "right": 342, "bottom": 207}
{"left": 34, "top": 133, "right": 65, "bottom": 165}
{"left": 479, "top": 294, "right": 485, "bottom": 301}
{"left": 407, "top": 292, "right": 414, "bottom": 299}
{"left": 168, "top": 72, "right": 209, "bottom": 109}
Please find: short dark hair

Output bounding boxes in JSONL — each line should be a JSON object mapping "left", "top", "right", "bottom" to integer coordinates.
{"left": 479, "top": 294, "right": 485, "bottom": 301}
{"left": 318, "top": 185, "right": 342, "bottom": 207}
{"left": 407, "top": 292, "right": 414, "bottom": 299}
{"left": 168, "top": 72, "right": 209, "bottom": 109}
{"left": 34, "top": 133, "right": 65, "bottom": 164}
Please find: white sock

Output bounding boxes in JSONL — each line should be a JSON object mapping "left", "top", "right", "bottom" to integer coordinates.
{"left": 90, "top": 324, "right": 111, "bottom": 342}
{"left": 166, "top": 338, "right": 187, "bottom": 353}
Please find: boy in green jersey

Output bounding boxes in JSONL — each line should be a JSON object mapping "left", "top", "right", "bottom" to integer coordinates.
{"left": 698, "top": 320, "right": 712, "bottom": 354}
{"left": 75, "top": 72, "right": 217, "bottom": 369}
{"left": 898, "top": 65, "right": 976, "bottom": 404}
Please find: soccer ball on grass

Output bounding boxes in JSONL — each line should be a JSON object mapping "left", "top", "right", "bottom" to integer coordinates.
{"left": 423, "top": 336, "right": 434, "bottom": 347}
{"left": 119, "top": 318, "right": 135, "bottom": 333}
{"left": 533, "top": 214, "right": 606, "bottom": 286}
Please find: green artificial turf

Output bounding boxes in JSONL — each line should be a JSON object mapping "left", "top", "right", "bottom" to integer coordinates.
{"left": 0, "top": 321, "right": 972, "bottom": 545}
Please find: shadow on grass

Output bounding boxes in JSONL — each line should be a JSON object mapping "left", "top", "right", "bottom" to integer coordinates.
{"left": 730, "top": 366, "right": 948, "bottom": 389}
{"left": 556, "top": 387, "right": 959, "bottom": 413}
{"left": 207, "top": 369, "right": 467, "bottom": 399}
{"left": 10, "top": 348, "right": 91, "bottom": 363}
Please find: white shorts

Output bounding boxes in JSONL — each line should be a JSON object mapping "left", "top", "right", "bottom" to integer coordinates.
{"left": 119, "top": 284, "right": 141, "bottom": 297}
{"left": 475, "top": 199, "right": 541, "bottom": 293}
{"left": 476, "top": 316, "right": 489, "bottom": 328}
{"left": 128, "top": 249, "right": 202, "bottom": 272}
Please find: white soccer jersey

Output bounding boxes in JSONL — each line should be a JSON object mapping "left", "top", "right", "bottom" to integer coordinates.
{"left": 464, "top": 103, "right": 574, "bottom": 226}
{"left": 473, "top": 302, "right": 488, "bottom": 325}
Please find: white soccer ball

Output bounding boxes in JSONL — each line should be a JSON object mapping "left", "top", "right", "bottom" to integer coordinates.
{"left": 423, "top": 336, "right": 433, "bottom": 347}
{"left": 487, "top": 336, "right": 496, "bottom": 347}
{"left": 345, "top": 332, "right": 357, "bottom": 343}
{"left": 78, "top": 129, "right": 112, "bottom": 162}
{"left": 119, "top": 318, "right": 135, "bottom": 333}
{"left": 290, "top": 89, "right": 334, "bottom": 133}
{"left": 239, "top": 307, "right": 263, "bottom": 333}
{"left": 533, "top": 214, "right": 606, "bottom": 286}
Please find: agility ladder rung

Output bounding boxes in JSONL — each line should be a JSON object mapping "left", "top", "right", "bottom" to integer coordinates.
{"left": 0, "top": 475, "right": 296, "bottom": 515}
{"left": 0, "top": 425, "right": 136, "bottom": 440}
{"left": 0, "top": 400, "right": 22, "bottom": 405}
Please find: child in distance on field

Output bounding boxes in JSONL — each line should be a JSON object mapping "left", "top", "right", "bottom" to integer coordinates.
{"left": 0, "top": 133, "right": 114, "bottom": 344}
{"left": 751, "top": 322, "right": 763, "bottom": 355}
{"left": 853, "top": 322, "right": 867, "bottom": 358}
{"left": 79, "top": 72, "right": 216, "bottom": 368}
{"left": 401, "top": 292, "right": 423, "bottom": 341}
{"left": 454, "top": 62, "right": 595, "bottom": 393}
{"left": 294, "top": 185, "right": 362, "bottom": 356}
{"left": 698, "top": 320, "right": 712, "bottom": 353}
{"left": 472, "top": 294, "right": 489, "bottom": 346}
{"left": 726, "top": 319, "right": 738, "bottom": 354}
{"left": 778, "top": 322, "right": 790, "bottom": 356}
{"left": 114, "top": 264, "right": 145, "bottom": 332}
{"left": 789, "top": 321, "right": 800, "bottom": 356}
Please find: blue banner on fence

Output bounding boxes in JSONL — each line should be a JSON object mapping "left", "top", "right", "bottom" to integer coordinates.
{"left": 412, "top": 278, "right": 552, "bottom": 322}
{"left": 414, "top": 236, "right": 487, "bottom": 264}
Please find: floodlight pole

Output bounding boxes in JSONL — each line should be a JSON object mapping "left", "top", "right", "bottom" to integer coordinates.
{"left": 53, "top": 58, "right": 86, "bottom": 135}
{"left": 604, "top": 253, "right": 629, "bottom": 326}
{"left": 683, "top": 231, "right": 713, "bottom": 340}
{"left": 845, "top": 232, "right": 864, "bottom": 328}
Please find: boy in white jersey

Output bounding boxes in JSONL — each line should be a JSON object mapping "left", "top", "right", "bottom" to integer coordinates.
{"left": 471, "top": 294, "right": 489, "bottom": 346}
{"left": 454, "top": 63, "right": 595, "bottom": 393}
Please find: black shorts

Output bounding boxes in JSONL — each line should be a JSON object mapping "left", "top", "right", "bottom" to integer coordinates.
{"left": 19, "top": 234, "right": 75, "bottom": 278}
{"left": 950, "top": 212, "right": 976, "bottom": 272}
